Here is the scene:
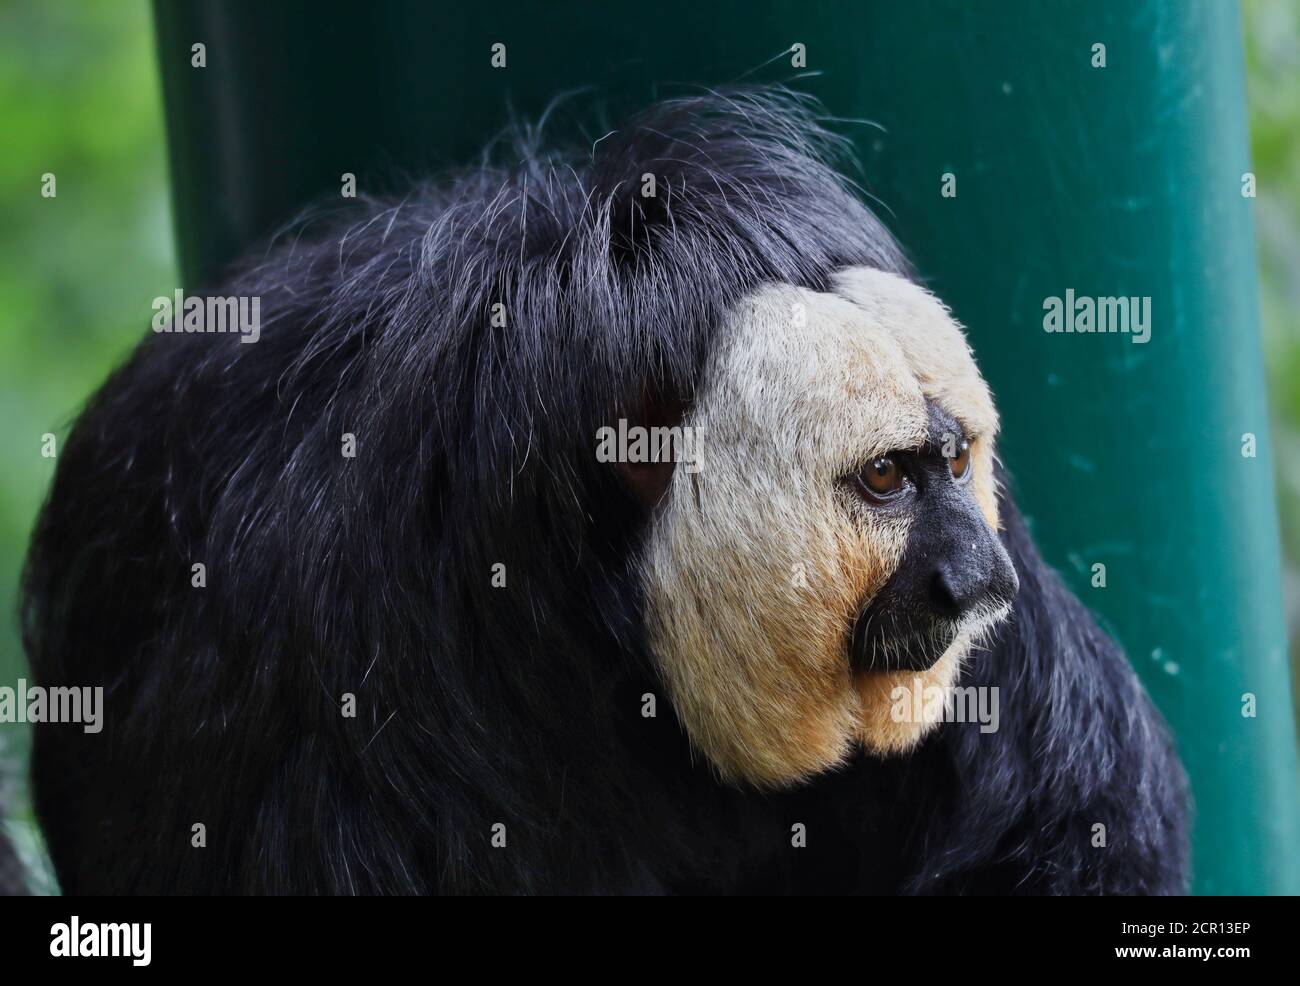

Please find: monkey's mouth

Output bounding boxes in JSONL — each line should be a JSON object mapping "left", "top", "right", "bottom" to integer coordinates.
{"left": 849, "top": 610, "right": 956, "bottom": 674}
{"left": 848, "top": 601, "right": 1012, "bottom": 675}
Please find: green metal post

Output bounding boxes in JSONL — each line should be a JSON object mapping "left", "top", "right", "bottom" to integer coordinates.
{"left": 153, "top": 0, "right": 1299, "bottom": 894}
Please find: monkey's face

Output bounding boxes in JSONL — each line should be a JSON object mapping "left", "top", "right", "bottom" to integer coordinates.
{"left": 643, "top": 267, "right": 1018, "bottom": 787}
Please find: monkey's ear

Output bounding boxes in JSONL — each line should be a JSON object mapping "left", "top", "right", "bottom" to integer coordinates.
{"left": 614, "top": 393, "right": 686, "bottom": 511}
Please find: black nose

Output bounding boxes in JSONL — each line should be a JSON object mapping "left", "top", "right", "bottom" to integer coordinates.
{"left": 926, "top": 547, "right": 1019, "bottom": 620}
{"left": 928, "top": 565, "right": 968, "bottom": 618}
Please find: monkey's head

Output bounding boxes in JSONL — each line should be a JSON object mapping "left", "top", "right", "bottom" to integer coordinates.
{"left": 640, "top": 267, "right": 1018, "bottom": 787}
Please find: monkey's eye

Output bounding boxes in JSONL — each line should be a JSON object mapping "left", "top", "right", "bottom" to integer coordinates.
{"left": 858, "top": 456, "right": 905, "bottom": 500}
{"left": 950, "top": 441, "right": 972, "bottom": 482}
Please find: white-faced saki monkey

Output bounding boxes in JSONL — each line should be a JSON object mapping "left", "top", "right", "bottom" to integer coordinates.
{"left": 21, "top": 89, "right": 1188, "bottom": 895}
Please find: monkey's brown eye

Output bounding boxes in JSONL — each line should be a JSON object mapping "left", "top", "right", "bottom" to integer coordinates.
{"left": 859, "top": 456, "right": 904, "bottom": 499}
{"left": 950, "top": 441, "right": 972, "bottom": 482}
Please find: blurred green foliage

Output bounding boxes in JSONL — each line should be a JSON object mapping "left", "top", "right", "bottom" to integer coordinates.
{"left": 1244, "top": 1, "right": 1300, "bottom": 713}
{"left": 0, "top": 1, "right": 175, "bottom": 889}
{"left": 0, "top": 0, "right": 1295, "bottom": 890}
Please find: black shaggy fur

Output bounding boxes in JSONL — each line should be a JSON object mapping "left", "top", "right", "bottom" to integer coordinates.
{"left": 22, "top": 90, "right": 1187, "bottom": 894}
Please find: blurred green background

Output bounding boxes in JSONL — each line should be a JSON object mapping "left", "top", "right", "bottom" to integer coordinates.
{"left": 0, "top": 1, "right": 175, "bottom": 892}
{"left": 0, "top": 1, "right": 1296, "bottom": 893}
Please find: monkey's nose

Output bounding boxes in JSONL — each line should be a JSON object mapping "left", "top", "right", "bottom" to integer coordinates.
{"left": 926, "top": 547, "right": 1019, "bottom": 620}
{"left": 927, "top": 566, "right": 970, "bottom": 619}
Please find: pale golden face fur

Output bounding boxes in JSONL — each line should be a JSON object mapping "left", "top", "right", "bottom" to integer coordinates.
{"left": 643, "top": 267, "right": 1005, "bottom": 787}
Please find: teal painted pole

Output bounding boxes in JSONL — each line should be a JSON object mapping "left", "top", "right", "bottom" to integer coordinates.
{"left": 153, "top": 0, "right": 1299, "bottom": 893}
